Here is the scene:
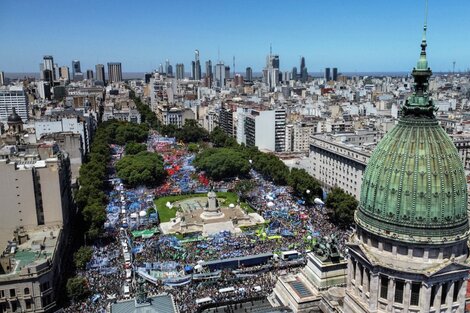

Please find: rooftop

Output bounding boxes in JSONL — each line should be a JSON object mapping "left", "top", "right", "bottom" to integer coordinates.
{"left": 0, "top": 226, "right": 61, "bottom": 281}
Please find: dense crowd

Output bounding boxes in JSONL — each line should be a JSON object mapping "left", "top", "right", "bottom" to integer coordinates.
{"left": 63, "top": 133, "right": 350, "bottom": 313}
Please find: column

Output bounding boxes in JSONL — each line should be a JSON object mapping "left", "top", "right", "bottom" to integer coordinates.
{"left": 355, "top": 262, "right": 362, "bottom": 296}
{"left": 457, "top": 280, "right": 467, "bottom": 313}
{"left": 347, "top": 258, "right": 353, "bottom": 290}
{"left": 420, "top": 284, "right": 432, "bottom": 313}
{"left": 361, "top": 267, "right": 368, "bottom": 301}
{"left": 446, "top": 282, "right": 455, "bottom": 309}
{"left": 369, "top": 274, "right": 379, "bottom": 312}
{"left": 387, "top": 278, "right": 395, "bottom": 311}
{"left": 433, "top": 283, "right": 442, "bottom": 310}
{"left": 403, "top": 280, "right": 411, "bottom": 312}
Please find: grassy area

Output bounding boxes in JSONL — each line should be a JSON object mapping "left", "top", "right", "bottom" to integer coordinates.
{"left": 155, "top": 192, "right": 255, "bottom": 223}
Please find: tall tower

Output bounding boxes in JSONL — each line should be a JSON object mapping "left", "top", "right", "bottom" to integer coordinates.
{"left": 193, "top": 50, "right": 201, "bottom": 80}
{"left": 95, "top": 64, "right": 105, "bottom": 83}
{"left": 107, "top": 62, "right": 122, "bottom": 83}
{"left": 72, "top": 60, "right": 81, "bottom": 77}
{"left": 344, "top": 4, "right": 469, "bottom": 313}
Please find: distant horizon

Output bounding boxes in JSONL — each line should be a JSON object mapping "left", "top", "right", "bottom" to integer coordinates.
{"left": 1, "top": 1, "right": 469, "bottom": 73}
{"left": 3, "top": 70, "right": 466, "bottom": 81}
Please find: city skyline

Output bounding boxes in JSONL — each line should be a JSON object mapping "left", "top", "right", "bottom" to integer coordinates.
{"left": 1, "top": 0, "right": 469, "bottom": 73}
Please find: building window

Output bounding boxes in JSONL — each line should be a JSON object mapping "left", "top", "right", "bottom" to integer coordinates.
{"left": 24, "top": 287, "right": 30, "bottom": 295}
{"left": 380, "top": 276, "right": 388, "bottom": 299}
{"left": 410, "top": 283, "right": 420, "bottom": 306}
{"left": 25, "top": 300, "right": 32, "bottom": 310}
{"left": 394, "top": 280, "right": 404, "bottom": 303}
{"left": 9, "top": 289, "right": 15, "bottom": 297}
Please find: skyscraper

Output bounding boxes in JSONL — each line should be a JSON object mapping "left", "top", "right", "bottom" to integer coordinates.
{"left": 107, "top": 62, "right": 122, "bottom": 83}
{"left": 292, "top": 67, "right": 298, "bottom": 81}
{"left": 245, "top": 67, "right": 253, "bottom": 82}
{"left": 205, "top": 60, "right": 212, "bottom": 78}
{"left": 167, "top": 65, "right": 173, "bottom": 77}
{"left": 324, "top": 67, "right": 331, "bottom": 81}
{"left": 332, "top": 67, "right": 338, "bottom": 81}
{"left": 43, "top": 55, "right": 56, "bottom": 81}
{"left": 214, "top": 62, "right": 225, "bottom": 87}
{"left": 95, "top": 64, "right": 105, "bottom": 83}
{"left": 344, "top": 12, "right": 469, "bottom": 313}
{"left": 59, "top": 66, "right": 70, "bottom": 82}
{"left": 300, "top": 57, "right": 308, "bottom": 83}
{"left": 0, "top": 71, "right": 4, "bottom": 86}
{"left": 192, "top": 50, "right": 202, "bottom": 80}
{"left": 86, "top": 70, "right": 94, "bottom": 80}
{"left": 72, "top": 60, "right": 81, "bottom": 77}
{"left": 165, "top": 59, "right": 170, "bottom": 75}
{"left": 224, "top": 66, "right": 231, "bottom": 80}
{"left": 176, "top": 63, "right": 185, "bottom": 80}
{"left": 263, "top": 50, "right": 280, "bottom": 90}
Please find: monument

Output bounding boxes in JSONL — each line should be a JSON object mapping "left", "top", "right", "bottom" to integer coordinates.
{"left": 159, "top": 191, "right": 264, "bottom": 236}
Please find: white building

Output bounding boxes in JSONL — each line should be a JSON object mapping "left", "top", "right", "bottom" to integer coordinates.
{"left": 237, "top": 108, "right": 286, "bottom": 152}
{"left": 0, "top": 86, "right": 29, "bottom": 121}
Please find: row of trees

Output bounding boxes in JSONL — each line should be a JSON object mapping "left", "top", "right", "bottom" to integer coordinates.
{"left": 68, "top": 120, "right": 150, "bottom": 301}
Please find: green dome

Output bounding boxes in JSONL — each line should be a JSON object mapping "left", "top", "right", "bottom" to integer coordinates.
{"left": 356, "top": 23, "right": 469, "bottom": 244}
{"left": 356, "top": 117, "right": 469, "bottom": 243}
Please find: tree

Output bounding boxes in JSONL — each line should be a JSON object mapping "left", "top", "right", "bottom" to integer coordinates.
{"left": 288, "top": 168, "right": 322, "bottom": 204}
{"left": 234, "top": 179, "right": 256, "bottom": 200}
{"left": 187, "top": 143, "right": 199, "bottom": 153}
{"left": 176, "top": 119, "right": 209, "bottom": 143}
{"left": 325, "top": 187, "right": 358, "bottom": 227}
{"left": 73, "top": 246, "right": 93, "bottom": 270}
{"left": 125, "top": 142, "right": 147, "bottom": 155}
{"left": 210, "top": 127, "right": 237, "bottom": 148}
{"left": 116, "top": 151, "right": 166, "bottom": 187}
{"left": 66, "top": 276, "right": 89, "bottom": 301}
{"left": 194, "top": 148, "right": 251, "bottom": 180}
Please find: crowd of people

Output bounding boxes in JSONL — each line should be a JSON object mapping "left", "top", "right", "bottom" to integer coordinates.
{"left": 63, "top": 132, "right": 350, "bottom": 312}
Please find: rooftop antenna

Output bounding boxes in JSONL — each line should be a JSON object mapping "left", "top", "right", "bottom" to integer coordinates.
{"left": 270, "top": 43, "right": 272, "bottom": 57}
{"left": 452, "top": 61, "right": 456, "bottom": 74}
{"left": 218, "top": 46, "right": 220, "bottom": 63}
{"left": 233, "top": 56, "right": 235, "bottom": 77}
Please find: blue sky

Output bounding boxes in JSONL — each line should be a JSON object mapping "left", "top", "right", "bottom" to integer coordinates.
{"left": 1, "top": 0, "right": 469, "bottom": 73}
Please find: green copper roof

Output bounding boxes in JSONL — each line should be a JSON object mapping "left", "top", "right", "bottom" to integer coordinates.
{"left": 356, "top": 12, "right": 469, "bottom": 244}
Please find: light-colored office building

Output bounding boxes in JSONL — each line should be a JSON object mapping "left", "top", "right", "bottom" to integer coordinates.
{"left": 0, "top": 86, "right": 29, "bottom": 121}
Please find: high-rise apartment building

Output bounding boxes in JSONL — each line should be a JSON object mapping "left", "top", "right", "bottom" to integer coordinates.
{"left": 86, "top": 69, "right": 94, "bottom": 80}
{"left": 300, "top": 57, "right": 308, "bottom": 82}
{"left": 0, "top": 86, "right": 29, "bottom": 121}
{"left": 107, "top": 62, "right": 123, "bottom": 83}
{"left": 95, "top": 64, "right": 105, "bottom": 83}
{"left": 0, "top": 71, "right": 4, "bottom": 86}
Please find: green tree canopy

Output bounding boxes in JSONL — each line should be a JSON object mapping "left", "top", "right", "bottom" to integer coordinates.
{"left": 325, "top": 187, "right": 358, "bottom": 227}
{"left": 194, "top": 148, "right": 251, "bottom": 180}
{"left": 288, "top": 168, "right": 323, "bottom": 204}
{"left": 73, "top": 246, "right": 93, "bottom": 270}
{"left": 125, "top": 141, "right": 147, "bottom": 155}
{"left": 116, "top": 151, "right": 166, "bottom": 187}
{"left": 66, "top": 276, "right": 89, "bottom": 301}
